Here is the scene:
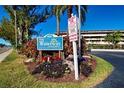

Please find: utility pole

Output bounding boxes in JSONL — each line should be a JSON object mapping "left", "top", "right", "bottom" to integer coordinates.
{"left": 78, "top": 5, "right": 81, "bottom": 57}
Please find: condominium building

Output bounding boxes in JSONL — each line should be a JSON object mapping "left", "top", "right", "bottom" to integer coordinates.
{"left": 59, "top": 30, "right": 124, "bottom": 45}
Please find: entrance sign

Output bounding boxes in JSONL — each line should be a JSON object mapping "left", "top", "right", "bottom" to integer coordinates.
{"left": 37, "top": 34, "right": 63, "bottom": 50}
{"left": 68, "top": 14, "right": 78, "bottom": 42}
{"left": 68, "top": 14, "right": 79, "bottom": 80}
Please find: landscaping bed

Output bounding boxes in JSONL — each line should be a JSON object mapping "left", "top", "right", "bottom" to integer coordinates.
{"left": 0, "top": 50, "right": 113, "bottom": 88}
{"left": 24, "top": 55, "right": 97, "bottom": 83}
{"left": 25, "top": 62, "right": 85, "bottom": 83}
{"left": 20, "top": 39, "right": 97, "bottom": 83}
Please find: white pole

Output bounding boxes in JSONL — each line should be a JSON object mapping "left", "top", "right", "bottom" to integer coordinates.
{"left": 73, "top": 41, "right": 79, "bottom": 80}
{"left": 78, "top": 5, "right": 81, "bottom": 57}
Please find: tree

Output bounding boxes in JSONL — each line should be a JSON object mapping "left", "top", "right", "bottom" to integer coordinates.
{"left": 112, "top": 31, "right": 122, "bottom": 48}
{"left": 52, "top": 5, "right": 61, "bottom": 36}
{"left": 66, "top": 5, "right": 87, "bottom": 56}
{"left": 66, "top": 5, "right": 87, "bottom": 24}
{"left": 105, "top": 31, "right": 122, "bottom": 49}
{"left": 4, "top": 5, "right": 51, "bottom": 44}
{"left": 0, "top": 18, "right": 15, "bottom": 46}
{"left": 57, "top": 5, "right": 87, "bottom": 35}
{"left": 51, "top": 5, "right": 87, "bottom": 56}
{"left": 52, "top": 5, "right": 66, "bottom": 36}
{"left": 50, "top": 5, "right": 87, "bottom": 36}
{"left": 105, "top": 33, "right": 113, "bottom": 48}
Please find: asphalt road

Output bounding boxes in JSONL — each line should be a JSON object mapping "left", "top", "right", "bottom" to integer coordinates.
{"left": 91, "top": 51, "right": 124, "bottom": 88}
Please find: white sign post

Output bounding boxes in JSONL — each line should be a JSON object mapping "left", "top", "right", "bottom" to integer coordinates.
{"left": 68, "top": 14, "right": 79, "bottom": 80}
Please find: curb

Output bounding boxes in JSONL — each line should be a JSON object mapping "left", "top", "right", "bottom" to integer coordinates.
{"left": 91, "top": 49, "right": 124, "bottom": 52}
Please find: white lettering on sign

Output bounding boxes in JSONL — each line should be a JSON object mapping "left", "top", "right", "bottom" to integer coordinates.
{"left": 39, "top": 38, "right": 61, "bottom": 47}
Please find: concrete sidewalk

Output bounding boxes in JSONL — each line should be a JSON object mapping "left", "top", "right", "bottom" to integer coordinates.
{"left": 0, "top": 48, "right": 13, "bottom": 62}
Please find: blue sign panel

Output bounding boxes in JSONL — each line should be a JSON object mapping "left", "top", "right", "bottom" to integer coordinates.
{"left": 37, "top": 35, "right": 63, "bottom": 50}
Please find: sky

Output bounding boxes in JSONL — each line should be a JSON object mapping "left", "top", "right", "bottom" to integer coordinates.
{"left": 1, "top": 5, "right": 124, "bottom": 45}
{"left": 34, "top": 5, "right": 124, "bottom": 35}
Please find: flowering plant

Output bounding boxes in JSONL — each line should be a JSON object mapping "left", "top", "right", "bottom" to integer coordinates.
{"left": 40, "top": 55, "right": 62, "bottom": 63}
{"left": 53, "top": 56, "right": 61, "bottom": 61}
{"left": 42, "top": 56, "right": 48, "bottom": 62}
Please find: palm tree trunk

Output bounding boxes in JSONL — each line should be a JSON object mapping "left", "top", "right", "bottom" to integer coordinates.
{"left": 26, "top": 23, "right": 28, "bottom": 40}
{"left": 67, "top": 5, "right": 72, "bottom": 18}
{"left": 25, "top": 21, "right": 29, "bottom": 41}
{"left": 56, "top": 15, "right": 61, "bottom": 58}
{"left": 21, "top": 25, "right": 25, "bottom": 44}
{"left": 56, "top": 16, "right": 60, "bottom": 36}
{"left": 14, "top": 10, "right": 18, "bottom": 48}
{"left": 67, "top": 5, "right": 72, "bottom": 37}
{"left": 22, "top": 30, "right": 25, "bottom": 44}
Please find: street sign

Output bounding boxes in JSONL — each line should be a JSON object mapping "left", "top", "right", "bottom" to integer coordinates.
{"left": 68, "top": 14, "right": 79, "bottom": 80}
{"left": 68, "top": 14, "right": 78, "bottom": 42}
{"left": 37, "top": 34, "right": 63, "bottom": 50}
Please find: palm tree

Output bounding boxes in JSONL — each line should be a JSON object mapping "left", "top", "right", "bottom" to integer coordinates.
{"left": 66, "top": 5, "right": 87, "bottom": 22}
{"left": 52, "top": 5, "right": 66, "bottom": 36}
{"left": 58, "top": 5, "right": 87, "bottom": 36}
{"left": 4, "top": 5, "right": 51, "bottom": 44}
{"left": 4, "top": 5, "right": 31, "bottom": 44}
{"left": 67, "top": 5, "right": 87, "bottom": 34}
{"left": 51, "top": 5, "right": 87, "bottom": 36}
{"left": 66, "top": 5, "right": 87, "bottom": 56}
{"left": 51, "top": 5, "right": 87, "bottom": 56}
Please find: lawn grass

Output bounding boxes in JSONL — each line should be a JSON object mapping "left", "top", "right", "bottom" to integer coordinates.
{"left": 2, "top": 49, "right": 19, "bottom": 62}
{"left": 0, "top": 50, "right": 113, "bottom": 88}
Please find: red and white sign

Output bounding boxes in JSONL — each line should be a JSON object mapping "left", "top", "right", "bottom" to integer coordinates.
{"left": 68, "top": 14, "right": 78, "bottom": 42}
{"left": 68, "top": 14, "right": 79, "bottom": 80}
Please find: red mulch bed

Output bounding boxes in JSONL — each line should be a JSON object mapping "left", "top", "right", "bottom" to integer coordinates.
{"left": 24, "top": 59, "right": 97, "bottom": 83}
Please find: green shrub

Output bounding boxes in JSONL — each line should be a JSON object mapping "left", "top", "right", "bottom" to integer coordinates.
{"left": 80, "top": 62, "right": 93, "bottom": 77}
{"left": 32, "top": 61, "right": 71, "bottom": 78}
